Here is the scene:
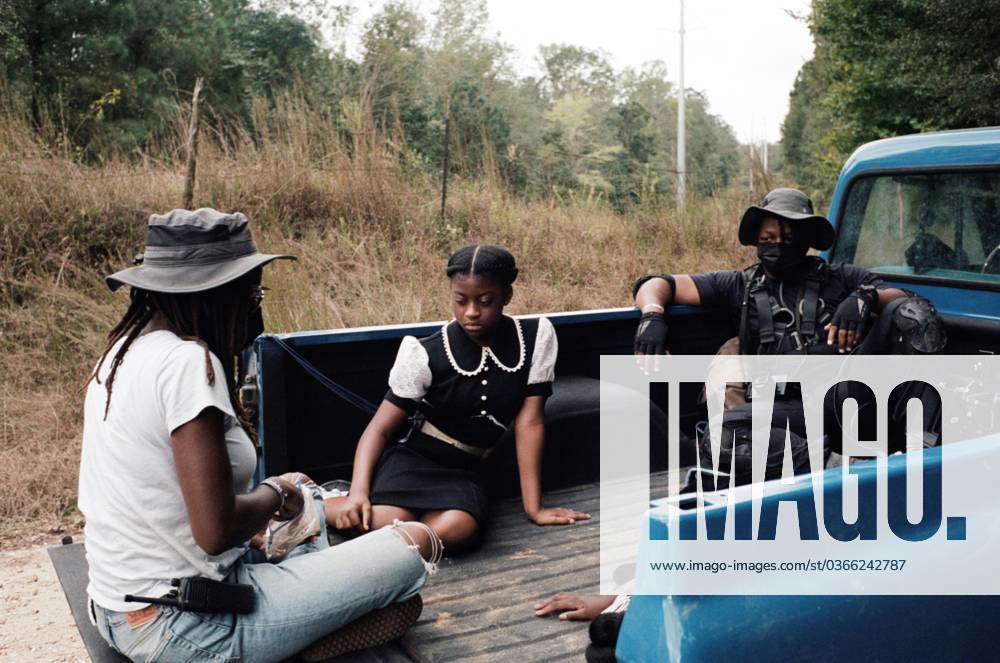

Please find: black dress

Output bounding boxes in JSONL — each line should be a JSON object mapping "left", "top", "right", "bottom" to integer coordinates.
{"left": 368, "top": 315, "right": 557, "bottom": 523}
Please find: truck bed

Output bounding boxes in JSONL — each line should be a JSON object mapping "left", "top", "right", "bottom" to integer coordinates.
{"left": 399, "top": 471, "right": 672, "bottom": 663}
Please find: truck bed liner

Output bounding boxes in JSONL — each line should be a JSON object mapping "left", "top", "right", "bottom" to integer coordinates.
{"left": 401, "top": 471, "right": 673, "bottom": 663}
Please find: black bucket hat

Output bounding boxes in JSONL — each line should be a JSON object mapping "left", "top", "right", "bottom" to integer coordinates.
{"left": 738, "top": 188, "right": 835, "bottom": 250}
{"left": 105, "top": 208, "right": 295, "bottom": 293}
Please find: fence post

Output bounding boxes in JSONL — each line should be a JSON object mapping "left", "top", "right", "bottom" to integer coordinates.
{"left": 182, "top": 77, "right": 204, "bottom": 209}
{"left": 440, "top": 108, "right": 451, "bottom": 220}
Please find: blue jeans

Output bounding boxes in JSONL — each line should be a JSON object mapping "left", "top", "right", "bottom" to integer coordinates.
{"left": 91, "top": 492, "right": 430, "bottom": 662}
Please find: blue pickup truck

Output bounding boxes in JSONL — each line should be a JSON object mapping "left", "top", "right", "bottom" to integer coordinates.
{"left": 617, "top": 127, "right": 1000, "bottom": 662}
{"left": 51, "top": 127, "right": 1000, "bottom": 662}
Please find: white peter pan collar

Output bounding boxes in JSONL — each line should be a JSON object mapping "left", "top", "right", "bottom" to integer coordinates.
{"left": 441, "top": 317, "right": 525, "bottom": 377}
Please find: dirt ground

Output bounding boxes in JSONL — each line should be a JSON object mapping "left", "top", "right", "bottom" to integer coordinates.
{"left": 0, "top": 538, "right": 88, "bottom": 662}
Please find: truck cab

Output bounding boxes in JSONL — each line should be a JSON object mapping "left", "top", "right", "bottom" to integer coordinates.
{"left": 826, "top": 127, "right": 1000, "bottom": 355}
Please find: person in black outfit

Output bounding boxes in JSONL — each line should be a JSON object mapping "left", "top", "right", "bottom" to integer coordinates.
{"left": 324, "top": 245, "right": 590, "bottom": 551}
{"left": 633, "top": 188, "right": 923, "bottom": 359}
{"left": 634, "top": 187, "right": 947, "bottom": 476}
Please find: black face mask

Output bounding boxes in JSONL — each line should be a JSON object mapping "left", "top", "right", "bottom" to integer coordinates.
{"left": 757, "top": 242, "right": 808, "bottom": 278}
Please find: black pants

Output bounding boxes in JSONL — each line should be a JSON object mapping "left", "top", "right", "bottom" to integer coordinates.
{"left": 701, "top": 297, "right": 942, "bottom": 485}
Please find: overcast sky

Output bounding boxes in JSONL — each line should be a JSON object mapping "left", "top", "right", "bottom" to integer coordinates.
{"left": 339, "top": 0, "right": 815, "bottom": 144}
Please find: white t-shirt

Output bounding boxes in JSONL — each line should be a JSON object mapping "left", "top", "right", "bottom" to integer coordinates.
{"left": 78, "top": 330, "right": 257, "bottom": 612}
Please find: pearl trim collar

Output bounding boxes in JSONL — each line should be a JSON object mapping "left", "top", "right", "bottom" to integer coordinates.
{"left": 441, "top": 317, "right": 525, "bottom": 377}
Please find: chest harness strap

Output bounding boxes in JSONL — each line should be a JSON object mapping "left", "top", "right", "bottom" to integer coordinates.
{"left": 739, "top": 261, "right": 828, "bottom": 354}
{"left": 738, "top": 265, "right": 761, "bottom": 354}
{"left": 791, "top": 270, "right": 824, "bottom": 352}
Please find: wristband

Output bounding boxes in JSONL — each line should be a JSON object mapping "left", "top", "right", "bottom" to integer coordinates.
{"left": 260, "top": 478, "right": 286, "bottom": 511}
{"left": 631, "top": 274, "right": 678, "bottom": 303}
{"left": 856, "top": 284, "right": 879, "bottom": 308}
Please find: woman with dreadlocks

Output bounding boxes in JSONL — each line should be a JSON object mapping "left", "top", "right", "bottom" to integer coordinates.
{"left": 324, "top": 244, "right": 590, "bottom": 551}
{"left": 78, "top": 209, "right": 441, "bottom": 663}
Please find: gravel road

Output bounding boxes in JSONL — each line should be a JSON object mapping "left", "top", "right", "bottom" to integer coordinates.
{"left": 0, "top": 544, "right": 87, "bottom": 662}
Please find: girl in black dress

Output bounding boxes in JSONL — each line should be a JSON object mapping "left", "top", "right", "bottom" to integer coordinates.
{"left": 324, "top": 245, "right": 590, "bottom": 550}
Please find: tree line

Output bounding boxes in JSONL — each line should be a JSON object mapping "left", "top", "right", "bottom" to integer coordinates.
{"left": 1, "top": 0, "right": 743, "bottom": 210}
{"left": 781, "top": 0, "right": 1000, "bottom": 207}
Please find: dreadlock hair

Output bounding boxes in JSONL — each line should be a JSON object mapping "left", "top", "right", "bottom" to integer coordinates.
{"left": 445, "top": 244, "right": 518, "bottom": 286}
{"left": 87, "top": 269, "right": 260, "bottom": 437}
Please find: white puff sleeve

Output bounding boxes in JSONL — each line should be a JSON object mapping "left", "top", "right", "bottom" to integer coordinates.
{"left": 386, "top": 336, "right": 432, "bottom": 410}
{"left": 526, "top": 317, "right": 557, "bottom": 395}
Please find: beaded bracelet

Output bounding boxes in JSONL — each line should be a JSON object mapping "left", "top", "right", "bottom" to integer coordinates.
{"left": 260, "top": 478, "right": 287, "bottom": 511}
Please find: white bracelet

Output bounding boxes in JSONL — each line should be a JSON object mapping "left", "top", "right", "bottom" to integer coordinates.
{"left": 260, "top": 478, "right": 286, "bottom": 511}
{"left": 641, "top": 303, "right": 665, "bottom": 314}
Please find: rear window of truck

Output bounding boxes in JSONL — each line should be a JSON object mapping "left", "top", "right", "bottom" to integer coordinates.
{"left": 835, "top": 171, "right": 1000, "bottom": 287}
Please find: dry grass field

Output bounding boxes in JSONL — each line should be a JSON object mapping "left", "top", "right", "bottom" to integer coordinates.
{"left": 0, "top": 94, "right": 767, "bottom": 546}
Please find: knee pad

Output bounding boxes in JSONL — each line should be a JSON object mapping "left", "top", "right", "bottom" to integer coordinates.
{"left": 889, "top": 296, "right": 947, "bottom": 354}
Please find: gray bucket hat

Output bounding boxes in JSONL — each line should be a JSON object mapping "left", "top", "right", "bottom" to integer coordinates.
{"left": 738, "top": 188, "right": 836, "bottom": 250}
{"left": 105, "top": 208, "right": 295, "bottom": 293}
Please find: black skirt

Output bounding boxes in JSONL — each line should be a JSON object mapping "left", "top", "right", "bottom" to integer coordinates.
{"left": 368, "top": 442, "right": 490, "bottom": 523}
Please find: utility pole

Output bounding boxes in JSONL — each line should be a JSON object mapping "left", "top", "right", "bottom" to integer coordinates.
{"left": 676, "top": 0, "right": 686, "bottom": 210}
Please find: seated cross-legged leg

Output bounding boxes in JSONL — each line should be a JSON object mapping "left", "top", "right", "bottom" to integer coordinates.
{"left": 322, "top": 495, "right": 347, "bottom": 524}
{"left": 323, "top": 497, "right": 417, "bottom": 536}
{"left": 371, "top": 504, "right": 418, "bottom": 530}
{"left": 421, "top": 509, "right": 478, "bottom": 552}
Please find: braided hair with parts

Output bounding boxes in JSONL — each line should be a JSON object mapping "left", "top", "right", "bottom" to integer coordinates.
{"left": 445, "top": 244, "right": 518, "bottom": 286}
{"left": 86, "top": 269, "right": 261, "bottom": 438}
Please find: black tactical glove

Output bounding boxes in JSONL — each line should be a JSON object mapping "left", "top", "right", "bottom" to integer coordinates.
{"left": 827, "top": 286, "right": 878, "bottom": 352}
{"left": 634, "top": 312, "right": 669, "bottom": 355}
